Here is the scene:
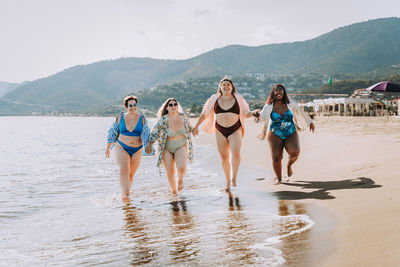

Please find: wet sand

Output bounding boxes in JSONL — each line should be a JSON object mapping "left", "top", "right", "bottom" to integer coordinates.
{"left": 2, "top": 116, "right": 330, "bottom": 266}
{"left": 195, "top": 116, "right": 400, "bottom": 266}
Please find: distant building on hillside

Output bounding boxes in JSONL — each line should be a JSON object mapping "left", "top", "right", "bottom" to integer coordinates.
{"left": 245, "top": 73, "right": 265, "bottom": 80}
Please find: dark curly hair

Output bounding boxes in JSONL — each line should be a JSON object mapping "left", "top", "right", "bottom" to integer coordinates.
{"left": 123, "top": 95, "right": 138, "bottom": 107}
{"left": 266, "top": 84, "right": 290, "bottom": 104}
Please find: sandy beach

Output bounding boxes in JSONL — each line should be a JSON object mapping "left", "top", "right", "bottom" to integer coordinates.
{"left": 2, "top": 116, "right": 399, "bottom": 266}
{"left": 196, "top": 116, "right": 400, "bottom": 266}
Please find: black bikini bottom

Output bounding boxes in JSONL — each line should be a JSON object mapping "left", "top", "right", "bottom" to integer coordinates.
{"left": 215, "top": 120, "right": 241, "bottom": 139}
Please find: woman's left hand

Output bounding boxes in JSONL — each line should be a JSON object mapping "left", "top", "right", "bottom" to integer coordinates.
{"left": 192, "top": 126, "right": 199, "bottom": 137}
{"left": 251, "top": 110, "right": 261, "bottom": 122}
{"left": 309, "top": 122, "right": 315, "bottom": 133}
{"left": 145, "top": 144, "right": 153, "bottom": 155}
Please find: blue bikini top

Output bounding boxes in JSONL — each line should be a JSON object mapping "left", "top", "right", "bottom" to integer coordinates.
{"left": 119, "top": 114, "right": 143, "bottom": 136}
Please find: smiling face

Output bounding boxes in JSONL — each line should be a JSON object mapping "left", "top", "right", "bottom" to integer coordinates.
{"left": 273, "top": 87, "right": 284, "bottom": 100}
{"left": 166, "top": 99, "right": 178, "bottom": 114}
{"left": 126, "top": 99, "right": 137, "bottom": 113}
{"left": 220, "top": 81, "right": 233, "bottom": 95}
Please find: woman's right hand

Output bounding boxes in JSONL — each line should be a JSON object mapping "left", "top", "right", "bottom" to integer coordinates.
{"left": 145, "top": 144, "right": 153, "bottom": 155}
{"left": 105, "top": 148, "right": 111, "bottom": 158}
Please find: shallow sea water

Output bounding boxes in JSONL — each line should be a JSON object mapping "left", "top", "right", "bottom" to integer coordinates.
{"left": 0, "top": 116, "right": 314, "bottom": 266}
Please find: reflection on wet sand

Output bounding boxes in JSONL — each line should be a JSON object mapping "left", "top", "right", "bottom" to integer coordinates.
{"left": 278, "top": 200, "right": 311, "bottom": 266}
{"left": 168, "top": 198, "right": 199, "bottom": 265}
{"left": 123, "top": 204, "right": 156, "bottom": 266}
{"left": 121, "top": 194, "right": 316, "bottom": 266}
{"left": 228, "top": 191, "right": 241, "bottom": 211}
{"left": 223, "top": 191, "right": 258, "bottom": 265}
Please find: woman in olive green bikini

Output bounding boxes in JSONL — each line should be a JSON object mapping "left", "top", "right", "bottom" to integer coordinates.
{"left": 145, "top": 98, "right": 193, "bottom": 195}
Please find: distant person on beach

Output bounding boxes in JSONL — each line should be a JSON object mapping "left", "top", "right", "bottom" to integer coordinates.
{"left": 106, "top": 95, "right": 150, "bottom": 202}
{"left": 192, "top": 76, "right": 260, "bottom": 191}
{"left": 256, "top": 84, "right": 315, "bottom": 184}
{"left": 145, "top": 98, "right": 193, "bottom": 195}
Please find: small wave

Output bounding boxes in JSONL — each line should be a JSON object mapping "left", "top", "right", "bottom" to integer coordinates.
{"left": 250, "top": 214, "right": 315, "bottom": 265}
{"left": 90, "top": 193, "right": 122, "bottom": 208}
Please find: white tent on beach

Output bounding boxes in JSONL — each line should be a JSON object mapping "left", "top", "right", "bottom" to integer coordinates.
{"left": 302, "top": 97, "right": 392, "bottom": 116}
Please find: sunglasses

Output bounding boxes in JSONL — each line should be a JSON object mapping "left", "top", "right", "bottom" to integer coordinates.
{"left": 274, "top": 88, "right": 284, "bottom": 92}
{"left": 128, "top": 103, "right": 137, "bottom": 108}
{"left": 168, "top": 102, "right": 178, "bottom": 107}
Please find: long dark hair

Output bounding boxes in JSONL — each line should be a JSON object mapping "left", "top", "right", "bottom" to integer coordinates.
{"left": 266, "top": 84, "right": 290, "bottom": 104}
{"left": 217, "top": 76, "right": 237, "bottom": 94}
{"left": 157, "top": 98, "right": 183, "bottom": 118}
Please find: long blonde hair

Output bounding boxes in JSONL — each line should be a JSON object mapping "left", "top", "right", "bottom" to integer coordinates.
{"left": 156, "top": 98, "right": 184, "bottom": 118}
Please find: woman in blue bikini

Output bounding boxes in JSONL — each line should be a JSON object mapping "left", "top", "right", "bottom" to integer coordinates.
{"left": 257, "top": 84, "right": 315, "bottom": 184}
{"left": 106, "top": 95, "right": 150, "bottom": 202}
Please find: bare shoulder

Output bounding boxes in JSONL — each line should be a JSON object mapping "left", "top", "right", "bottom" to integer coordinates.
{"left": 116, "top": 113, "right": 122, "bottom": 123}
{"left": 139, "top": 113, "right": 146, "bottom": 124}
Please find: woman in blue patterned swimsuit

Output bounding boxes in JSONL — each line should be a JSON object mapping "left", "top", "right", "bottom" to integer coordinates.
{"left": 257, "top": 84, "right": 315, "bottom": 184}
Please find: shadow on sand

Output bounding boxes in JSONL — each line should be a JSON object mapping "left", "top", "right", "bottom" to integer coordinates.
{"left": 273, "top": 177, "right": 382, "bottom": 200}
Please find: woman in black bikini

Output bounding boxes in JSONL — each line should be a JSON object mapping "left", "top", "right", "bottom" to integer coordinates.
{"left": 192, "top": 76, "right": 259, "bottom": 191}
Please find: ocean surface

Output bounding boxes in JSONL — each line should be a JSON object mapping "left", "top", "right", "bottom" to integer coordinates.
{"left": 0, "top": 116, "right": 315, "bottom": 266}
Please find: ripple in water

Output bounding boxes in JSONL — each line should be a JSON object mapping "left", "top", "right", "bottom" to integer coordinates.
{"left": 0, "top": 117, "right": 314, "bottom": 266}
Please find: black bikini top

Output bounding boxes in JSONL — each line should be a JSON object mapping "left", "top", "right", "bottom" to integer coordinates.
{"left": 214, "top": 95, "right": 240, "bottom": 115}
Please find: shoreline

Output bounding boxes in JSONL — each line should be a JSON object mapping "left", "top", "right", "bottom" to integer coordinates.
{"left": 196, "top": 116, "right": 400, "bottom": 266}
{"left": 194, "top": 120, "right": 336, "bottom": 266}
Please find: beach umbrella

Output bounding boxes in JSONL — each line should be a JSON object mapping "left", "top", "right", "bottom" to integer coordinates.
{"left": 366, "top": 81, "right": 400, "bottom": 93}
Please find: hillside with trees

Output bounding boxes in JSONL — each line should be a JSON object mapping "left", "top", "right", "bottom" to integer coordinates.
{"left": 1, "top": 17, "right": 400, "bottom": 115}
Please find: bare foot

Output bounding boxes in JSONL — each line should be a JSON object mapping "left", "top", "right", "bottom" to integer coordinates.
{"left": 287, "top": 165, "right": 293, "bottom": 177}
{"left": 273, "top": 177, "right": 282, "bottom": 185}
{"left": 225, "top": 180, "right": 231, "bottom": 192}
{"left": 170, "top": 188, "right": 178, "bottom": 195}
{"left": 232, "top": 177, "right": 237, "bottom": 187}
{"left": 178, "top": 179, "right": 184, "bottom": 191}
{"left": 122, "top": 194, "right": 130, "bottom": 204}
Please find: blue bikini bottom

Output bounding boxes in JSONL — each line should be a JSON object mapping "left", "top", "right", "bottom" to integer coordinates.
{"left": 117, "top": 140, "right": 143, "bottom": 157}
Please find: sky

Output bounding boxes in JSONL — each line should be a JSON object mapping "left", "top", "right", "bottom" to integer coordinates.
{"left": 1, "top": 0, "right": 399, "bottom": 83}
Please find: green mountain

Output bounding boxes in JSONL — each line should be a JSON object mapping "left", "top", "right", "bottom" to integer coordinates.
{"left": 2, "top": 17, "right": 400, "bottom": 114}
{"left": 0, "top": 81, "right": 19, "bottom": 97}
